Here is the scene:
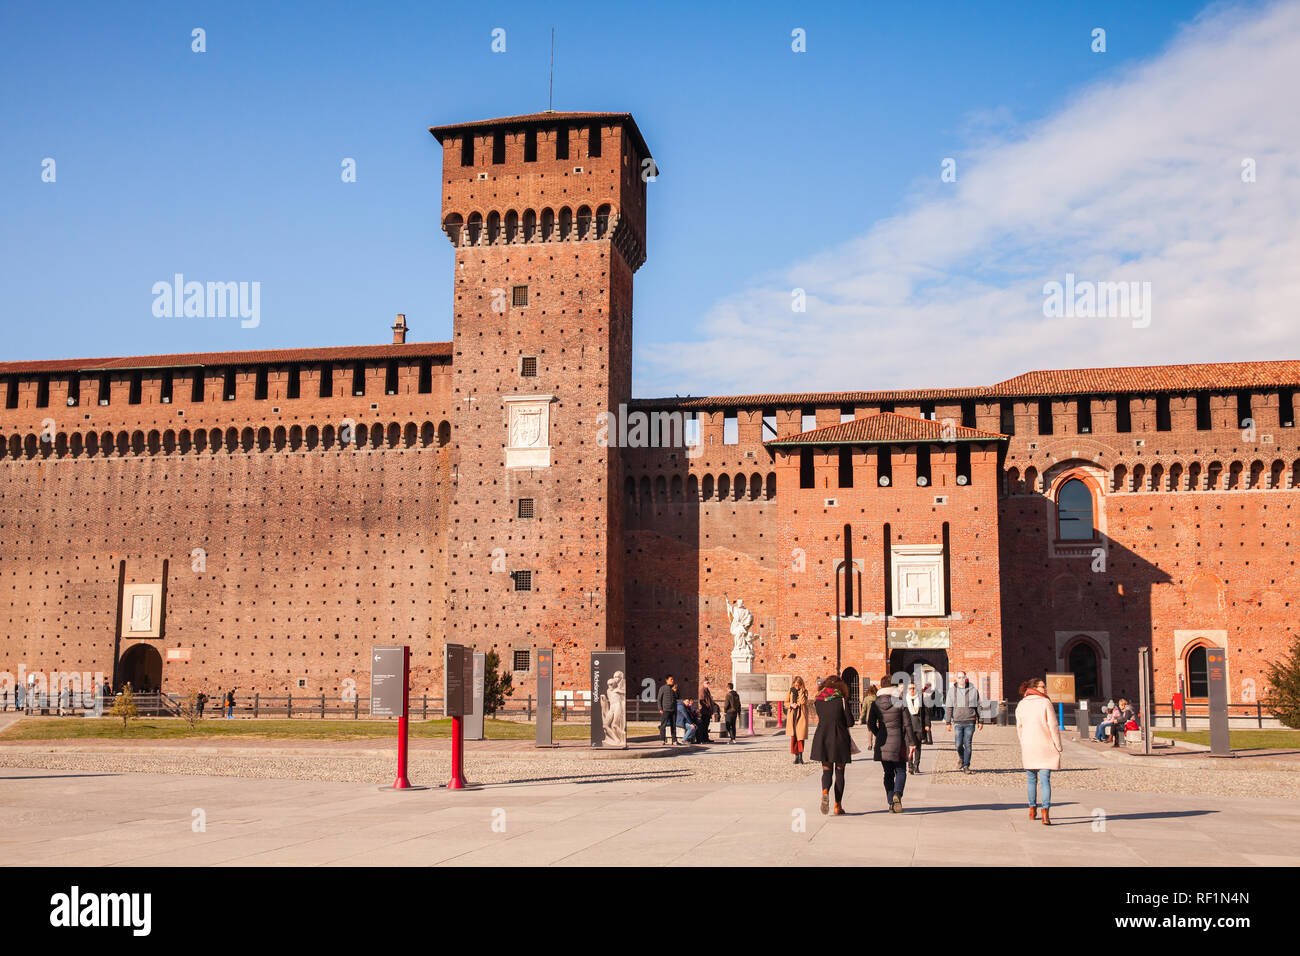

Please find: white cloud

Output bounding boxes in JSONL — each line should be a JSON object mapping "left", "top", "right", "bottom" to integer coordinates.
{"left": 637, "top": 1, "right": 1300, "bottom": 397}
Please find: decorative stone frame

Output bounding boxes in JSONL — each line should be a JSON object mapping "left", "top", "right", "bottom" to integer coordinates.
{"left": 1045, "top": 464, "right": 1108, "bottom": 559}
{"left": 503, "top": 394, "right": 553, "bottom": 469}
{"left": 890, "top": 544, "right": 945, "bottom": 617}
{"left": 1054, "top": 631, "right": 1111, "bottom": 701}
{"left": 121, "top": 582, "right": 163, "bottom": 638}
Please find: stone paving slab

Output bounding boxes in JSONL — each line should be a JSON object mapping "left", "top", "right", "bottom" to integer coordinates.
{"left": 4, "top": 738, "right": 1297, "bottom": 867}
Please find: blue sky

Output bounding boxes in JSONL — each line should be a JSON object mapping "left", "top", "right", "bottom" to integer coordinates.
{"left": 3, "top": 0, "right": 1295, "bottom": 396}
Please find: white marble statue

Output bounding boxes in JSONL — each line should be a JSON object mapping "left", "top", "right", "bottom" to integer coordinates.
{"left": 725, "top": 595, "right": 755, "bottom": 657}
{"left": 600, "top": 670, "right": 627, "bottom": 747}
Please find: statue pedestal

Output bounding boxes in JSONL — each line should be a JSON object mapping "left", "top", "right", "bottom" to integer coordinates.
{"left": 731, "top": 650, "right": 754, "bottom": 687}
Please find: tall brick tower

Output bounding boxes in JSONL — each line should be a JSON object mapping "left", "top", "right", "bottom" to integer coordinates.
{"left": 430, "top": 111, "right": 652, "bottom": 692}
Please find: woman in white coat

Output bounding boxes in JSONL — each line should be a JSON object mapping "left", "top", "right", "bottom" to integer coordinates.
{"left": 1015, "top": 678, "right": 1062, "bottom": 825}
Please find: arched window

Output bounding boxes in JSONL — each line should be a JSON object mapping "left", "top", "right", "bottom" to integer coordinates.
{"left": 1056, "top": 478, "right": 1095, "bottom": 540}
{"left": 1186, "top": 645, "right": 1209, "bottom": 698}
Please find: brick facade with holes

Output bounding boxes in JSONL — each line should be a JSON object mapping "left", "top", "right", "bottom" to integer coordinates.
{"left": 1, "top": 110, "right": 1298, "bottom": 719}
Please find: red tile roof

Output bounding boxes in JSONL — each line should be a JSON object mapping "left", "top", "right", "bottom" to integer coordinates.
{"left": 0, "top": 341, "right": 452, "bottom": 375}
{"left": 989, "top": 360, "right": 1300, "bottom": 397}
{"left": 765, "top": 412, "right": 1006, "bottom": 447}
{"left": 429, "top": 111, "right": 653, "bottom": 163}
{"left": 634, "top": 360, "right": 1300, "bottom": 409}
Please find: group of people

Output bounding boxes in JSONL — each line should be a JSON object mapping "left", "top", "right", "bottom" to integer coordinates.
{"left": 754, "top": 670, "right": 1065, "bottom": 823}
{"left": 1093, "top": 697, "right": 1138, "bottom": 745}
{"left": 656, "top": 676, "right": 744, "bottom": 745}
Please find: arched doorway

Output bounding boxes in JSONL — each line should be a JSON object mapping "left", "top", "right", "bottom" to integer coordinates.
{"left": 118, "top": 643, "right": 163, "bottom": 693}
{"left": 1067, "top": 640, "right": 1101, "bottom": 700}
{"left": 842, "top": 667, "right": 861, "bottom": 722}
{"left": 1185, "top": 645, "right": 1209, "bottom": 699}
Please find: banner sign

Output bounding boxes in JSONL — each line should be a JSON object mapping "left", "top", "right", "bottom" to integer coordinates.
{"left": 536, "top": 648, "right": 554, "bottom": 747}
{"left": 1045, "top": 672, "right": 1077, "bottom": 705}
{"left": 886, "top": 627, "right": 951, "bottom": 650}
{"left": 370, "top": 646, "right": 408, "bottom": 718}
{"left": 444, "top": 644, "right": 473, "bottom": 717}
{"left": 590, "top": 651, "right": 627, "bottom": 748}
{"left": 465, "top": 651, "right": 486, "bottom": 740}
{"left": 1207, "top": 647, "right": 1230, "bottom": 756}
{"left": 735, "top": 673, "right": 767, "bottom": 707}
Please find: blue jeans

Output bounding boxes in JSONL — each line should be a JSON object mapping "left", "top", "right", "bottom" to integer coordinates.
{"left": 1095, "top": 722, "right": 1112, "bottom": 741}
{"left": 953, "top": 722, "right": 975, "bottom": 768}
{"left": 1026, "top": 769, "right": 1052, "bottom": 808}
{"left": 883, "top": 760, "right": 907, "bottom": 798}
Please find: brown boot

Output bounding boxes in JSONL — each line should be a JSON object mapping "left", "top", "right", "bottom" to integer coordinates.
{"left": 820, "top": 790, "right": 830, "bottom": 815}
{"left": 1041, "top": 808, "right": 1051, "bottom": 826}
{"left": 1029, "top": 806, "right": 1038, "bottom": 820}
{"left": 833, "top": 804, "right": 845, "bottom": 815}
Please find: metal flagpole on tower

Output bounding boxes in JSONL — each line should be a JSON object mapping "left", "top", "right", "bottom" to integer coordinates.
{"left": 549, "top": 28, "right": 555, "bottom": 110}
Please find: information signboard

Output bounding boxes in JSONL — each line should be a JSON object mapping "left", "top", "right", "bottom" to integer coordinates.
{"left": 735, "top": 673, "right": 767, "bottom": 707}
{"left": 590, "top": 651, "right": 627, "bottom": 748}
{"left": 536, "top": 648, "right": 554, "bottom": 747}
{"left": 465, "top": 651, "right": 486, "bottom": 740}
{"left": 444, "top": 644, "right": 473, "bottom": 717}
{"left": 370, "top": 646, "right": 407, "bottom": 718}
{"left": 766, "top": 674, "right": 792, "bottom": 701}
{"left": 1207, "top": 647, "right": 1230, "bottom": 756}
{"left": 1045, "top": 672, "right": 1076, "bottom": 705}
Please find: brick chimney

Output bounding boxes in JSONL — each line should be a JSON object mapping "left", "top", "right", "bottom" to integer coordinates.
{"left": 391, "top": 313, "right": 408, "bottom": 344}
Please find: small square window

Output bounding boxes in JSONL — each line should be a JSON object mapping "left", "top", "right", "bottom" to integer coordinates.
{"left": 513, "top": 650, "right": 531, "bottom": 672}
{"left": 517, "top": 498, "right": 535, "bottom": 519}
{"left": 513, "top": 570, "right": 532, "bottom": 591}
{"left": 520, "top": 356, "right": 538, "bottom": 377}
{"left": 512, "top": 285, "right": 529, "bottom": 307}
{"left": 296, "top": 678, "right": 307, "bottom": 689}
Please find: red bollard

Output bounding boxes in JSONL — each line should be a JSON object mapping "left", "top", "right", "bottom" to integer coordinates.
{"left": 447, "top": 714, "right": 468, "bottom": 789}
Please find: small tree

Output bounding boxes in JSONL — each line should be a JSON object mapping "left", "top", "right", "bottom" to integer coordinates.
{"left": 176, "top": 686, "right": 203, "bottom": 730}
{"left": 483, "top": 650, "right": 513, "bottom": 716}
{"left": 110, "top": 685, "right": 138, "bottom": 733}
{"left": 1264, "top": 635, "right": 1300, "bottom": 729}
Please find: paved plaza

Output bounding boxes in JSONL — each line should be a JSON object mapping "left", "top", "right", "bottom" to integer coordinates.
{"left": 2, "top": 724, "right": 1297, "bottom": 866}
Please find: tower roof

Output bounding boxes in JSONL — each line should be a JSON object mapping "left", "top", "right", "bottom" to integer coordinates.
{"left": 765, "top": 412, "right": 1006, "bottom": 448}
{"left": 429, "top": 110, "right": 653, "bottom": 163}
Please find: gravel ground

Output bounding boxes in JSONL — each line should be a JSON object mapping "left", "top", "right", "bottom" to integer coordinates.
{"left": 3, "top": 727, "right": 1297, "bottom": 798}
{"left": 0, "top": 738, "right": 821, "bottom": 787}
{"left": 924, "top": 729, "right": 1300, "bottom": 800}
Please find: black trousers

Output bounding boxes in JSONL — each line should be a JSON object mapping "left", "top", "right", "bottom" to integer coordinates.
{"left": 659, "top": 710, "right": 677, "bottom": 742}
{"left": 821, "top": 763, "right": 846, "bottom": 804}
{"left": 724, "top": 712, "right": 737, "bottom": 741}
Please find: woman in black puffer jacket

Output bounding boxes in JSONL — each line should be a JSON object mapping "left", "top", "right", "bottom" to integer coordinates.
{"left": 810, "top": 676, "right": 855, "bottom": 816}
{"left": 867, "top": 678, "right": 918, "bottom": 813}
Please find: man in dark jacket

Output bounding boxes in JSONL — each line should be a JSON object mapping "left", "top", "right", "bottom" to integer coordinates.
{"left": 723, "top": 683, "right": 742, "bottom": 743}
{"left": 868, "top": 678, "right": 919, "bottom": 813}
{"left": 944, "top": 671, "right": 981, "bottom": 772}
{"left": 657, "top": 676, "right": 679, "bottom": 745}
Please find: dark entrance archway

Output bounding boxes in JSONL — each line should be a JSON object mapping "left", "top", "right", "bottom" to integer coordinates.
{"left": 1067, "top": 640, "right": 1101, "bottom": 700}
{"left": 118, "top": 643, "right": 163, "bottom": 693}
{"left": 887, "top": 650, "right": 949, "bottom": 712}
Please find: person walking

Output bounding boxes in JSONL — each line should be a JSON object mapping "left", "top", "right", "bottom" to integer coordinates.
{"left": 859, "top": 683, "right": 877, "bottom": 728}
{"left": 903, "top": 681, "right": 930, "bottom": 774}
{"left": 657, "top": 676, "right": 679, "bottom": 745}
{"left": 224, "top": 688, "right": 236, "bottom": 719}
{"left": 786, "top": 676, "right": 810, "bottom": 765}
{"left": 196, "top": 692, "right": 208, "bottom": 719}
{"left": 1016, "top": 678, "right": 1062, "bottom": 825}
{"left": 723, "top": 682, "right": 741, "bottom": 743}
{"left": 868, "top": 676, "right": 918, "bottom": 813}
{"left": 944, "top": 671, "right": 981, "bottom": 772}
{"left": 810, "top": 676, "right": 855, "bottom": 815}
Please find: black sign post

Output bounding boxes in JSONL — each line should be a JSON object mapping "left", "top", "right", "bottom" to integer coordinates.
{"left": 1206, "top": 646, "right": 1232, "bottom": 757}
{"left": 536, "top": 648, "right": 554, "bottom": 748}
{"left": 443, "top": 644, "right": 474, "bottom": 788}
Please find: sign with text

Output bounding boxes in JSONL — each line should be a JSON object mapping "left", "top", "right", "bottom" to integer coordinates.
{"left": 536, "top": 648, "right": 554, "bottom": 747}
{"left": 735, "top": 673, "right": 767, "bottom": 707}
{"left": 765, "top": 674, "right": 792, "bottom": 701}
{"left": 1045, "top": 672, "right": 1076, "bottom": 705}
{"left": 443, "top": 644, "right": 474, "bottom": 717}
{"left": 1206, "top": 647, "right": 1230, "bottom": 756}
{"left": 370, "top": 646, "right": 408, "bottom": 718}
{"left": 886, "top": 627, "right": 951, "bottom": 650}
{"left": 590, "top": 651, "right": 627, "bottom": 748}
{"left": 465, "top": 651, "right": 486, "bottom": 740}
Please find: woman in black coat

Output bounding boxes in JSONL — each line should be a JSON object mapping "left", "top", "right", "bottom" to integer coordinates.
{"left": 810, "top": 676, "right": 855, "bottom": 816}
{"left": 867, "top": 678, "right": 919, "bottom": 813}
